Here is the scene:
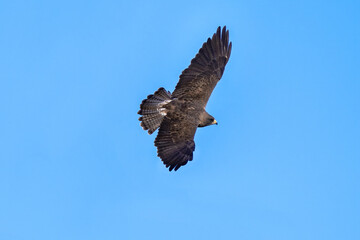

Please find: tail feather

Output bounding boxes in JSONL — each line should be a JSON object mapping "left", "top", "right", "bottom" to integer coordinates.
{"left": 138, "top": 87, "right": 172, "bottom": 134}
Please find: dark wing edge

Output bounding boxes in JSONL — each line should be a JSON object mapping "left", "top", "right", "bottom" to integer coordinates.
{"left": 154, "top": 118, "right": 197, "bottom": 171}
{"left": 172, "top": 26, "right": 232, "bottom": 105}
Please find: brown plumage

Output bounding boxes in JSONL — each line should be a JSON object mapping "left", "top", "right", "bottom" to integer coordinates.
{"left": 138, "top": 26, "right": 232, "bottom": 171}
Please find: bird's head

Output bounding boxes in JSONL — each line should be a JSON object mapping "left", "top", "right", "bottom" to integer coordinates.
{"left": 198, "top": 112, "right": 218, "bottom": 127}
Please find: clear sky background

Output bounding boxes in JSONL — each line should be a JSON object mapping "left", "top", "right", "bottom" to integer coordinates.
{"left": 1, "top": 0, "right": 359, "bottom": 239}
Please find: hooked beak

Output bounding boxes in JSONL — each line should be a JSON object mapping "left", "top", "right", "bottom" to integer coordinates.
{"left": 213, "top": 119, "right": 218, "bottom": 125}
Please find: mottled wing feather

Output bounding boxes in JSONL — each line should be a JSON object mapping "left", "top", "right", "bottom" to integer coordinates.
{"left": 172, "top": 26, "right": 232, "bottom": 107}
{"left": 155, "top": 114, "right": 198, "bottom": 171}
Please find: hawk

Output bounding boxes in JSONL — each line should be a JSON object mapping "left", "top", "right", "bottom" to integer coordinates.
{"left": 138, "top": 26, "right": 232, "bottom": 171}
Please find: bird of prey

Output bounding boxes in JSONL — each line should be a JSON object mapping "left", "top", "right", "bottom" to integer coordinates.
{"left": 138, "top": 26, "right": 232, "bottom": 171}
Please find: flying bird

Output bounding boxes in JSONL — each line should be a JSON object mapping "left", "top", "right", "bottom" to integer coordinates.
{"left": 138, "top": 26, "right": 232, "bottom": 171}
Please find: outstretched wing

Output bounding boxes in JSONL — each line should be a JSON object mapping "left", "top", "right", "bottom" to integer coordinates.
{"left": 154, "top": 114, "right": 198, "bottom": 171}
{"left": 172, "top": 26, "right": 232, "bottom": 107}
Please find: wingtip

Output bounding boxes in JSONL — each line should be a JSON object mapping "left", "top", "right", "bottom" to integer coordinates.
{"left": 228, "top": 41, "right": 232, "bottom": 58}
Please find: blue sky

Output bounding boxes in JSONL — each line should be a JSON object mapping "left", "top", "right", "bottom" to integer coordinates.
{"left": 1, "top": 0, "right": 359, "bottom": 239}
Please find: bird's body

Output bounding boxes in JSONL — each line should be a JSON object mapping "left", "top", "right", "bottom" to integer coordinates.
{"left": 138, "top": 26, "right": 232, "bottom": 171}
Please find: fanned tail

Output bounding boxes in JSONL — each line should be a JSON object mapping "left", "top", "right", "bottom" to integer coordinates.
{"left": 138, "top": 87, "right": 172, "bottom": 134}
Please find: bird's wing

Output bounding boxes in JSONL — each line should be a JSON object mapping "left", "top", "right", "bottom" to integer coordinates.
{"left": 154, "top": 114, "right": 198, "bottom": 171}
{"left": 172, "top": 26, "right": 232, "bottom": 107}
